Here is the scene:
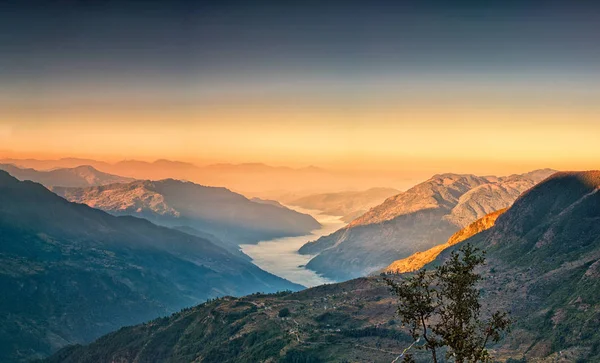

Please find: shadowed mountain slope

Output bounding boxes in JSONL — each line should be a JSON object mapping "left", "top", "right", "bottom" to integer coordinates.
{"left": 0, "top": 171, "right": 302, "bottom": 363}
{"left": 45, "top": 171, "right": 600, "bottom": 363}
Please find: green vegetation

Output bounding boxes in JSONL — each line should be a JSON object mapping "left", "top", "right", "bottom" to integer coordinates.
{"left": 278, "top": 307, "right": 291, "bottom": 317}
{"left": 281, "top": 349, "right": 324, "bottom": 363}
{"left": 0, "top": 171, "right": 301, "bottom": 362}
{"left": 36, "top": 171, "right": 600, "bottom": 362}
{"left": 386, "top": 244, "right": 511, "bottom": 363}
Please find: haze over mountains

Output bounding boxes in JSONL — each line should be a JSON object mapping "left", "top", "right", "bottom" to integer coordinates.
{"left": 0, "top": 163, "right": 323, "bottom": 257}
{"left": 52, "top": 179, "right": 321, "bottom": 250}
{"left": 300, "top": 169, "right": 557, "bottom": 281}
{"left": 2, "top": 157, "right": 598, "bottom": 363}
{"left": 0, "top": 157, "right": 418, "bottom": 196}
{"left": 47, "top": 171, "right": 600, "bottom": 363}
{"left": 0, "top": 171, "right": 304, "bottom": 363}
{"left": 3, "top": 0, "right": 599, "bottom": 361}
{"left": 0, "top": 163, "right": 134, "bottom": 187}
{"left": 286, "top": 188, "right": 400, "bottom": 222}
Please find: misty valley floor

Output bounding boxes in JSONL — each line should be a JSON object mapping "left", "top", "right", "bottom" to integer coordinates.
{"left": 240, "top": 206, "right": 346, "bottom": 287}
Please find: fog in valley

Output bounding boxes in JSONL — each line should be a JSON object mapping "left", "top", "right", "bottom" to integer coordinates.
{"left": 240, "top": 206, "right": 346, "bottom": 287}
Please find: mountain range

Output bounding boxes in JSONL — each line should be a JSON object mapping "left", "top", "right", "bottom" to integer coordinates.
{"left": 300, "top": 169, "right": 557, "bottom": 281}
{"left": 0, "top": 164, "right": 322, "bottom": 254}
{"left": 0, "top": 157, "right": 419, "bottom": 195}
{"left": 0, "top": 171, "right": 302, "bottom": 363}
{"left": 51, "top": 179, "right": 321, "bottom": 250}
{"left": 286, "top": 187, "right": 400, "bottom": 222}
{"left": 0, "top": 164, "right": 134, "bottom": 187}
{"left": 45, "top": 171, "right": 600, "bottom": 362}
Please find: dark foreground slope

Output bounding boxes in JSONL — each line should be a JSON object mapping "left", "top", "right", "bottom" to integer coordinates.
{"left": 44, "top": 279, "right": 410, "bottom": 363}
{"left": 47, "top": 171, "right": 600, "bottom": 363}
{"left": 0, "top": 171, "right": 301, "bottom": 363}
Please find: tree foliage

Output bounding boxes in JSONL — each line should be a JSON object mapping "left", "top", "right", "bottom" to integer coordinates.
{"left": 278, "top": 307, "right": 291, "bottom": 317}
{"left": 386, "top": 244, "right": 511, "bottom": 363}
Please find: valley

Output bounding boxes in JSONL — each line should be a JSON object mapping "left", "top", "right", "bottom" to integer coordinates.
{"left": 240, "top": 206, "right": 346, "bottom": 287}
{"left": 45, "top": 171, "right": 600, "bottom": 363}
{"left": 3, "top": 2, "right": 598, "bottom": 361}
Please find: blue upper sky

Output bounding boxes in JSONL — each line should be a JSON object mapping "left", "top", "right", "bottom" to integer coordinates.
{"left": 1, "top": 1, "right": 600, "bottom": 172}
{"left": 2, "top": 0, "right": 599, "bottom": 83}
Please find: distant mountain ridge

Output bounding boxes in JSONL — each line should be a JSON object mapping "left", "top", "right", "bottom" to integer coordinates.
{"left": 0, "top": 171, "right": 302, "bottom": 363}
{"left": 0, "top": 164, "right": 134, "bottom": 187}
{"left": 45, "top": 171, "right": 600, "bottom": 362}
{"left": 0, "top": 157, "right": 418, "bottom": 194}
{"left": 300, "top": 169, "right": 557, "bottom": 281}
{"left": 287, "top": 187, "right": 400, "bottom": 222}
{"left": 52, "top": 179, "right": 321, "bottom": 248}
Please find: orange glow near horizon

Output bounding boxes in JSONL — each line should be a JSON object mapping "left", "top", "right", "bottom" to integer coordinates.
{"left": 2, "top": 100, "right": 600, "bottom": 177}
{"left": 1, "top": 1, "right": 600, "bottom": 183}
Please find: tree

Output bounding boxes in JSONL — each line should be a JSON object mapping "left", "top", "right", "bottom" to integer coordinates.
{"left": 278, "top": 307, "right": 291, "bottom": 318}
{"left": 386, "top": 243, "right": 511, "bottom": 363}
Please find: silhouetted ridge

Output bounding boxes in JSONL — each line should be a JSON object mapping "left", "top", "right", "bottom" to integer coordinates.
{"left": 495, "top": 171, "right": 600, "bottom": 234}
{"left": 0, "top": 173, "right": 302, "bottom": 362}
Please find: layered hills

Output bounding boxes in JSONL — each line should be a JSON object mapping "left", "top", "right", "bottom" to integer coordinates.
{"left": 0, "top": 171, "right": 302, "bottom": 363}
{"left": 46, "top": 171, "right": 600, "bottom": 362}
{"left": 0, "top": 164, "right": 134, "bottom": 187}
{"left": 0, "top": 157, "right": 417, "bottom": 195}
{"left": 300, "top": 169, "right": 556, "bottom": 281}
{"left": 52, "top": 179, "right": 321, "bottom": 249}
{"left": 286, "top": 187, "right": 400, "bottom": 222}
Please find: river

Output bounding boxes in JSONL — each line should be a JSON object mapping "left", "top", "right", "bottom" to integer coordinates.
{"left": 240, "top": 206, "right": 347, "bottom": 288}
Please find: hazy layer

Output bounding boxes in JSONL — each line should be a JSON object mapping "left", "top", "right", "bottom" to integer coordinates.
{"left": 3, "top": 104, "right": 600, "bottom": 176}
{"left": 240, "top": 206, "right": 346, "bottom": 287}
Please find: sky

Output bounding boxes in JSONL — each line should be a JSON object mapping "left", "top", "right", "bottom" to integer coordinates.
{"left": 1, "top": 0, "right": 600, "bottom": 175}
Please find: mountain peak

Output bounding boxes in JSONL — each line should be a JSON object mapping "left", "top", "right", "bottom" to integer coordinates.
{"left": 302, "top": 169, "right": 561, "bottom": 281}
{"left": 0, "top": 169, "right": 18, "bottom": 183}
{"left": 429, "top": 172, "right": 476, "bottom": 180}
{"left": 0, "top": 164, "right": 134, "bottom": 188}
{"left": 547, "top": 170, "right": 600, "bottom": 186}
{"left": 70, "top": 165, "right": 99, "bottom": 172}
{"left": 152, "top": 159, "right": 196, "bottom": 167}
{"left": 349, "top": 173, "right": 490, "bottom": 227}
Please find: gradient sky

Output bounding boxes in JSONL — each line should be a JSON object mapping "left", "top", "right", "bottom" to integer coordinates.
{"left": 1, "top": 0, "right": 600, "bottom": 174}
